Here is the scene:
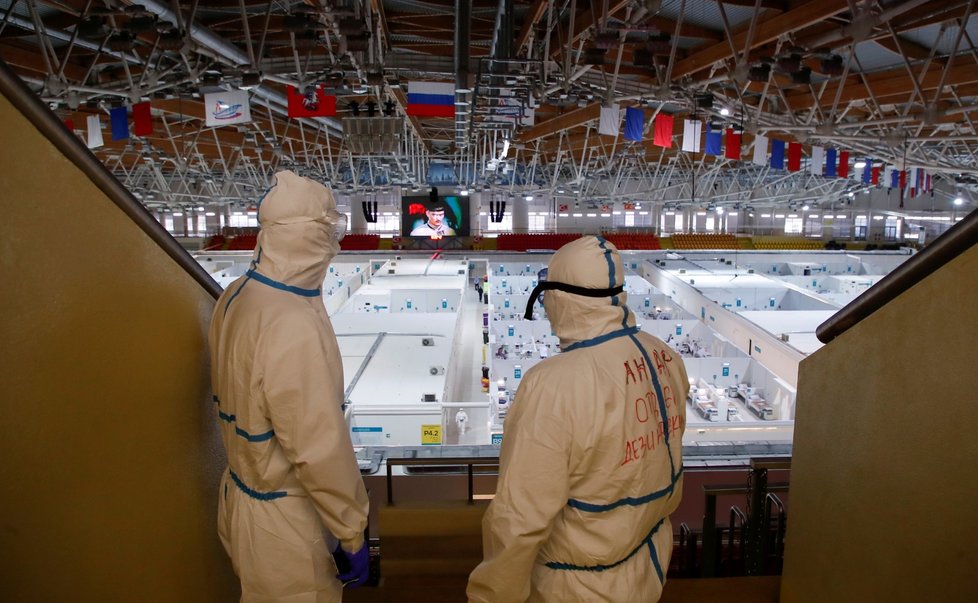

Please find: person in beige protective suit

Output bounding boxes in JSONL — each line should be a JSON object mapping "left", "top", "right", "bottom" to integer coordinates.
{"left": 209, "top": 170, "right": 369, "bottom": 602}
{"left": 467, "top": 236, "right": 688, "bottom": 603}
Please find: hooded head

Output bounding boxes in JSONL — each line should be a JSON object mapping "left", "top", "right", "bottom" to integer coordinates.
{"left": 252, "top": 170, "right": 345, "bottom": 290}
{"left": 542, "top": 236, "right": 635, "bottom": 347}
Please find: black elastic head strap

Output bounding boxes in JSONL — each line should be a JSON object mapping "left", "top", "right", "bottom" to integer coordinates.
{"left": 523, "top": 281, "right": 624, "bottom": 320}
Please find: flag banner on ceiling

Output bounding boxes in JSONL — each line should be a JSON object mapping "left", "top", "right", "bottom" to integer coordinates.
{"left": 752, "top": 134, "right": 768, "bottom": 165}
{"left": 598, "top": 104, "right": 620, "bottom": 136}
{"left": 705, "top": 123, "right": 722, "bottom": 155}
{"left": 724, "top": 128, "right": 741, "bottom": 160}
{"left": 132, "top": 101, "right": 153, "bottom": 136}
{"left": 862, "top": 159, "right": 872, "bottom": 183}
{"left": 287, "top": 85, "right": 337, "bottom": 118}
{"left": 64, "top": 118, "right": 75, "bottom": 132}
{"left": 899, "top": 169, "right": 906, "bottom": 189}
{"left": 110, "top": 106, "right": 129, "bottom": 140}
{"left": 825, "top": 148, "right": 837, "bottom": 177}
{"left": 681, "top": 119, "right": 702, "bottom": 152}
{"left": 653, "top": 113, "right": 674, "bottom": 147}
{"left": 810, "top": 145, "right": 824, "bottom": 176}
{"left": 787, "top": 141, "right": 801, "bottom": 171}
{"left": 909, "top": 167, "right": 917, "bottom": 198}
{"left": 624, "top": 107, "right": 646, "bottom": 142}
{"left": 204, "top": 89, "right": 252, "bottom": 127}
{"left": 888, "top": 167, "right": 899, "bottom": 188}
{"left": 839, "top": 151, "right": 849, "bottom": 178}
{"left": 406, "top": 81, "right": 455, "bottom": 118}
{"left": 770, "top": 139, "right": 785, "bottom": 169}
{"left": 872, "top": 165, "right": 881, "bottom": 185}
{"left": 86, "top": 115, "right": 104, "bottom": 149}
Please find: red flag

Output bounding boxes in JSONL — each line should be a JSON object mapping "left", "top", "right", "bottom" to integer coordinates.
{"left": 724, "top": 128, "right": 742, "bottom": 160}
{"left": 838, "top": 151, "right": 849, "bottom": 178}
{"left": 133, "top": 102, "right": 153, "bottom": 136}
{"left": 899, "top": 170, "right": 906, "bottom": 189}
{"left": 871, "top": 166, "right": 880, "bottom": 185}
{"left": 64, "top": 118, "right": 75, "bottom": 132}
{"left": 653, "top": 114, "right": 673, "bottom": 148}
{"left": 287, "top": 85, "right": 337, "bottom": 118}
{"left": 787, "top": 142, "right": 801, "bottom": 171}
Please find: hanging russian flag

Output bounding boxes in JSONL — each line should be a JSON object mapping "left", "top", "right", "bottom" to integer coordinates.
{"left": 624, "top": 107, "right": 646, "bottom": 142}
{"left": 838, "top": 151, "right": 849, "bottom": 178}
{"left": 752, "top": 134, "right": 768, "bottom": 165}
{"left": 133, "top": 101, "right": 153, "bottom": 136}
{"left": 287, "top": 85, "right": 337, "bottom": 117}
{"left": 810, "top": 146, "right": 824, "bottom": 176}
{"left": 705, "top": 123, "right": 722, "bottom": 156}
{"left": 407, "top": 81, "right": 455, "bottom": 118}
{"left": 681, "top": 119, "right": 702, "bottom": 152}
{"left": 653, "top": 113, "right": 673, "bottom": 147}
{"left": 787, "top": 141, "right": 801, "bottom": 171}
{"left": 826, "top": 148, "right": 837, "bottom": 177}
{"left": 770, "top": 139, "right": 785, "bottom": 170}
{"left": 724, "top": 128, "right": 741, "bottom": 160}
{"left": 110, "top": 106, "right": 129, "bottom": 140}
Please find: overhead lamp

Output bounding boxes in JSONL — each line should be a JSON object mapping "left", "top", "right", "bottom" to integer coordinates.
{"left": 460, "top": 189, "right": 469, "bottom": 196}
{"left": 954, "top": 197, "right": 964, "bottom": 206}
{"left": 524, "top": 195, "right": 533, "bottom": 201}
{"left": 802, "top": 204, "right": 810, "bottom": 210}
{"left": 854, "top": 160, "right": 867, "bottom": 169}
{"left": 196, "top": 206, "right": 205, "bottom": 211}
{"left": 719, "top": 107, "right": 730, "bottom": 116}
{"left": 716, "top": 207, "right": 724, "bottom": 214}
{"left": 239, "top": 71, "right": 262, "bottom": 90}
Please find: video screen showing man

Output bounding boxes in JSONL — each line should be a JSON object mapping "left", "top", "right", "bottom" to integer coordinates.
{"left": 411, "top": 199, "right": 455, "bottom": 239}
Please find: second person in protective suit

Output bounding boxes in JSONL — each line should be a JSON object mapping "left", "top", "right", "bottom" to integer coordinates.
{"left": 467, "top": 236, "right": 688, "bottom": 603}
{"left": 209, "top": 170, "right": 369, "bottom": 602}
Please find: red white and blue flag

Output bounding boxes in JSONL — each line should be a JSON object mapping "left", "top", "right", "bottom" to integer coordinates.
{"left": 407, "top": 81, "right": 455, "bottom": 118}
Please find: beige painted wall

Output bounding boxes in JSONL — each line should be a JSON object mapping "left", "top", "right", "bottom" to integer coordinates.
{"left": 0, "top": 94, "right": 237, "bottom": 600}
{"left": 781, "top": 243, "right": 978, "bottom": 602}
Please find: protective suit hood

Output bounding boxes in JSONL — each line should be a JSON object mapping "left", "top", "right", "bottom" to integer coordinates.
{"left": 544, "top": 236, "right": 636, "bottom": 348}
{"left": 252, "top": 170, "right": 343, "bottom": 291}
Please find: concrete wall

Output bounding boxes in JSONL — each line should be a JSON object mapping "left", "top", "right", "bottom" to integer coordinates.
{"left": 781, "top": 243, "right": 978, "bottom": 602}
{"left": 0, "top": 94, "right": 236, "bottom": 599}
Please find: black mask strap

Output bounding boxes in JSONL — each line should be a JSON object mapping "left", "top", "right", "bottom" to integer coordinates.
{"left": 523, "top": 281, "right": 624, "bottom": 320}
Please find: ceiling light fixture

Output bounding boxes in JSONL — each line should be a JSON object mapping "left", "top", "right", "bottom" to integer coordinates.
{"left": 720, "top": 107, "right": 730, "bottom": 117}
{"left": 954, "top": 197, "right": 964, "bottom": 205}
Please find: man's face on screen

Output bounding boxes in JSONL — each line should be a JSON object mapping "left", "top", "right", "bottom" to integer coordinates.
{"left": 426, "top": 208, "right": 446, "bottom": 227}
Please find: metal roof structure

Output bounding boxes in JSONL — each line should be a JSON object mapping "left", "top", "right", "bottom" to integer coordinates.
{"left": 0, "top": 0, "right": 976, "bottom": 213}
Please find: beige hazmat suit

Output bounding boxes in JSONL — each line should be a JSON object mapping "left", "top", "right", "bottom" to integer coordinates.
{"left": 209, "top": 171, "right": 369, "bottom": 602}
{"left": 467, "top": 236, "right": 688, "bottom": 603}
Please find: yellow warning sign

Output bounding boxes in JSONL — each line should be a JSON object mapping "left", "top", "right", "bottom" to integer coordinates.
{"left": 421, "top": 424, "right": 442, "bottom": 445}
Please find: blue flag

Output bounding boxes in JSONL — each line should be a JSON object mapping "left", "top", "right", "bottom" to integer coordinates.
{"left": 624, "top": 107, "right": 645, "bottom": 142}
{"left": 770, "top": 139, "right": 785, "bottom": 170}
{"left": 862, "top": 159, "right": 872, "bottom": 183}
{"left": 825, "top": 148, "right": 837, "bottom": 178}
{"left": 705, "top": 123, "right": 722, "bottom": 156}
{"left": 110, "top": 106, "right": 129, "bottom": 141}
{"left": 890, "top": 169, "right": 899, "bottom": 188}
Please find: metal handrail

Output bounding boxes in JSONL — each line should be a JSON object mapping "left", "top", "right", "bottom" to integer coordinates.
{"left": 727, "top": 505, "right": 748, "bottom": 572}
{"left": 385, "top": 456, "right": 500, "bottom": 505}
{"left": 817, "top": 208, "right": 978, "bottom": 343}
{"left": 0, "top": 58, "right": 222, "bottom": 300}
{"left": 764, "top": 492, "right": 787, "bottom": 573}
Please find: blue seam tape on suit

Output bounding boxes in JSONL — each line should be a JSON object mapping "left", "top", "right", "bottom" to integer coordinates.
{"left": 545, "top": 518, "right": 666, "bottom": 572}
{"left": 563, "top": 326, "right": 639, "bottom": 352}
{"left": 627, "top": 333, "right": 678, "bottom": 480}
{"left": 229, "top": 469, "right": 287, "bottom": 501}
{"left": 567, "top": 466, "right": 684, "bottom": 512}
{"left": 217, "top": 407, "right": 275, "bottom": 442}
{"left": 245, "top": 269, "right": 320, "bottom": 297}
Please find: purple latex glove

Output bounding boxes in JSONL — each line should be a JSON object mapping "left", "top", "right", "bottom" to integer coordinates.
{"left": 333, "top": 543, "right": 369, "bottom": 588}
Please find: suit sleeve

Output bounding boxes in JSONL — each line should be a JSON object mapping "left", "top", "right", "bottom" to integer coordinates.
{"left": 467, "top": 371, "right": 572, "bottom": 603}
{"left": 259, "top": 312, "right": 369, "bottom": 552}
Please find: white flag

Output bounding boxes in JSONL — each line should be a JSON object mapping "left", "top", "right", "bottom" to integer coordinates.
{"left": 86, "top": 115, "right": 104, "bottom": 149}
{"left": 810, "top": 146, "right": 824, "bottom": 176}
{"left": 681, "top": 119, "right": 702, "bottom": 152}
{"left": 598, "top": 104, "right": 620, "bottom": 136}
{"left": 204, "top": 89, "right": 252, "bottom": 127}
{"left": 752, "top": 134, "right": 768, "bottom": 165}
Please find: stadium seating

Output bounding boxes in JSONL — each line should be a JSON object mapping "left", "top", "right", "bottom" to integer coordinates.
{"left": 340, "top": 234, "right": 381, "bottom": 251}
{"left": 670, "top": 234, "right": 741, "bottom": 250}
{"left": 202, "top": 234, "right": 227, "bottom": 251}
{"left": 495, "top": 233, "right": 582, "bottom": 251}
{"left": 601, "top": 233, "right": 661, "bottom": 250}
{"left": 752, "top": 237, "right": 824, "bottom": 250}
